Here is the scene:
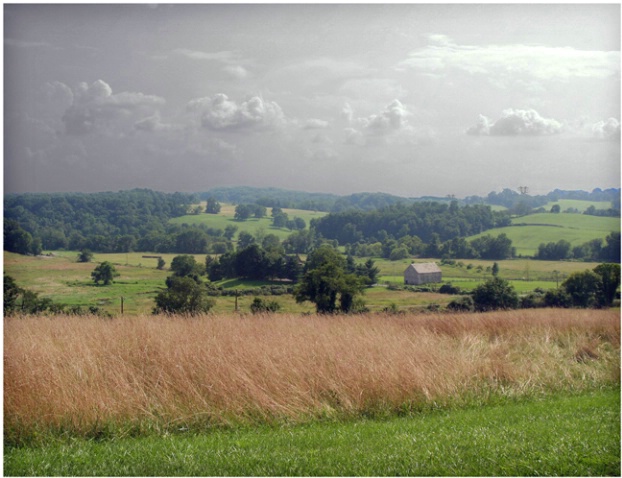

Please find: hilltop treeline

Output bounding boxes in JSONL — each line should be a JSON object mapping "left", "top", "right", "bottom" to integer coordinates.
{"left": 311, "top": 202, "right": 510, "bottom": 245}
{"left": 4, "top": 187, "right": 619, "bottom": 262}
{"left": 201, "top": 187, "right": 428, "bottom": 212}
{"left": 4, "top": 189, "right": 196, "bottom": 254}
{"left": 464, "top": 187, "right": 620, "bottom": 215}
{"left": 200, "top": 187, "right": 340, "bottom": 212}
{"left": 202, "top": 186, "right": 620, "bottom": 215}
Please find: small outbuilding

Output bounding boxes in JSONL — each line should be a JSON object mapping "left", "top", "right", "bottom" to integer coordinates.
{"left": 404, "top": 262, "right": 442, "bottom": 285}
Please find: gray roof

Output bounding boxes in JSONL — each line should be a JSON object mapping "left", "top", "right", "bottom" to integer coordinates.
{"left": 405, "top": 262, "right": 441, "bottom": 274}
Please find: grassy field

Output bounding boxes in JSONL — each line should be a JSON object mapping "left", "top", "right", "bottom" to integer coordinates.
{"left": 5, "top": 251, "right": 604, "bottom": 315}
{"left": 5, "top": 309, "right": 619, "bottom": 475}
{"left": 6, "top": 389, "right": 619, "bottom": 476}
{"left": 547, "top": 199, "right": 614, "bottom": 212}
{"left": 170, "top": 203, "right": 327, "bottom": 241}
{"left": 467, "top": 212, "right": 620, "bottom": 257}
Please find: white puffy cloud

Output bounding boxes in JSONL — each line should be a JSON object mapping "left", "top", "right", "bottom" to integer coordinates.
{"left": 42, "top": 81, "right": 74, "bottom": 108}
{"left": 188, "top": 93, "right": 286, "bottom": 131}
{"left": 592, "top": 117, "right": 621, "bottom": 140}
{"left": 61, "top": 80, "right": 165, "bottom": 135}
{"left": 341, "top": 100, "right": 435, "bottom": 146}
{"left": 467, "top": 109, "right": 562, "bottom": 136}
{"left": 358, "top": 99, "right": 410, "bottom": 135}
{"left": 466, "top": 114, "right": 492, "bottom": 136}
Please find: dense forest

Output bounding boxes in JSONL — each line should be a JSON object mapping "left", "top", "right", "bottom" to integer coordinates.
{"left": 4, "top": 189, "right": 196, "bottom": 254}
{"left": 311, "top": 201, "right": 509, "bottom": 244}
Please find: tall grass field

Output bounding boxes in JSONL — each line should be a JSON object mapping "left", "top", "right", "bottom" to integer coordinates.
{"left": 5, "top": 309, "right": 619, "bottom": 446}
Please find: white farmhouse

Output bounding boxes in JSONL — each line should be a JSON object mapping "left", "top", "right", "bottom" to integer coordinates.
{"left": 404, "top": 262, "right": 442, "bottom": 285}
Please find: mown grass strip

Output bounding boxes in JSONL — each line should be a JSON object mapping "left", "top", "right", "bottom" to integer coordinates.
{"left": 6, "top": 389, "right": 619, "bottom": 476}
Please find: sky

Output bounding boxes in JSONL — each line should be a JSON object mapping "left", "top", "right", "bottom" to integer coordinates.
{"left": 4, "top": 3, "right": 621, "bottom": 198}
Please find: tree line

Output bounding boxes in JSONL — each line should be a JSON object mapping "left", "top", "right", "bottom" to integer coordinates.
{"left": 535, "top": 233, "right": 620, "bottom": 263}
{"left": 4, "top": 189, "right": 195, "bottom": 254}
{"left": 4, "top": 188, "right": 619, "bottom": 265}
{"left": 450, "top": 263, "right": 621, "bottom": 312}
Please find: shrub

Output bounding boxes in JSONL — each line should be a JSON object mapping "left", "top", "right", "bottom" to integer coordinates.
{"left": 471, "top": 277, "right": 519, "bottom": 312}
{"left": 439, "top": 283, "right": 461, "bottom": 295}
{"left": 77, "top": 249, "right": 93, "bottom": 263}
{"left": 447, "top": 296, "right": 474, "bottom": 312}
{"left": 520, "top": 290, "right": 546, "bottom": 309}
{"left": 544, "top": 288, "right": 572, "bottom": 308}
{"left": 250, "top": 297, "right": 281, "bottom": 314}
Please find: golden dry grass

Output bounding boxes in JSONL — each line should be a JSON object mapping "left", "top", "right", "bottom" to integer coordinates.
{"left": 4, "top": 309, "right": 620, "bottom": 442}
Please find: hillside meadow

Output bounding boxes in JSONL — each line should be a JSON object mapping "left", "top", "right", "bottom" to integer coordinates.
{"left": 467, "top": 212, "right": 620, "bottom": 257}
{"left": 169, "top": 203, "right": 328, "bottom": 241}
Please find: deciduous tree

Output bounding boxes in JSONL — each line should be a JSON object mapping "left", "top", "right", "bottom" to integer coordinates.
{"left": 294, "top": 245, "right": 365, "bottom": 313}
{"left": 471, "top": 277, "right": 519, "bottom": 311}
{"left": 153, "top": 276, "right": 215, "bottom": 315}
{"left": 91, "top": 261, "right": 120, "bottom": 286}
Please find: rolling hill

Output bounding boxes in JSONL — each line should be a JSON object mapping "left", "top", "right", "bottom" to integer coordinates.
{"left": 467, "top": 212, "right": 620, "bottom": 257}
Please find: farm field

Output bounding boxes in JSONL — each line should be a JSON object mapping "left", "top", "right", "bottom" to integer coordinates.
{"left": 170, "top": 203, "right": 327, "bottom": 241}
{"left": 467, "top": 212, "right": 620, "bottom": 257}
{"left": 546, "top": 198, "right": 614, "bottom": 212}
{"left": 5, "top": 309, "right": 620, "bottom": 475}
{"left": 4, "top": 251, "right": 603, "bottom": 315}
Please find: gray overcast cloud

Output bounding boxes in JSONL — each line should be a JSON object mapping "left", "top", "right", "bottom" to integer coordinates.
{"left": 4, "top": 3, "right": 620, "bottom": 197}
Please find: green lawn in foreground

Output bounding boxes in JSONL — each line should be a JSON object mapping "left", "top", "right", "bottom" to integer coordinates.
{"left": 5, "top": 389, "right": 619, "bottom": 476}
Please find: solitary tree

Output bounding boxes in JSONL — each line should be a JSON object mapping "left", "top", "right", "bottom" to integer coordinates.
{"left": 294, "top": 245, "right": 364, "bottom": 313}
{"left": 170, "top": 255, "right": 202, "bottom": 279}
{"left": 205, "top": 197, "right": 221, "bottom": 214}
{"left": 77, "top": 249, "right": 93, "bottom": 263}
{"left": 91, "top": 261, "right": 120, "bottom": 285}
{"left": 153, "top": 276, "right": 215, "bottom": 315}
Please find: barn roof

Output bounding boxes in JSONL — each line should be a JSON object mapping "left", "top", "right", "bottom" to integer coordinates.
{"left": 406, "top": 262, "right": 441, "bottom": 274}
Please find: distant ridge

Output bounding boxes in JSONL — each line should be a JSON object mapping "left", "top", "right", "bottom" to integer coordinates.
{"left": 199, "top": 186, "right": 620, "bottom": 214}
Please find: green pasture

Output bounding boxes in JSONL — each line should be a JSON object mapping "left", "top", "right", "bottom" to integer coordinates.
{"left": 170, "top": 203, "right": 327, "bottom": 241}
{"left": 5, "top": 251, "right": 606, "bottom": 315}
{"left": 372, "top": 256, "right": 599, "bottom": 284}
{"left": 6, "top": 388, "right": 619, "bottom": 476}
{"left": 545, "top": 199, "right": 614, "bottom": 212}
{"left": 467, "top": 212, "right": 620, "bottom": 257}
{"left": 3, "top": 251, "right": 315, "bottom": 315}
